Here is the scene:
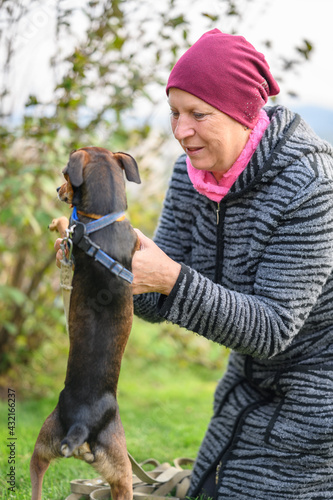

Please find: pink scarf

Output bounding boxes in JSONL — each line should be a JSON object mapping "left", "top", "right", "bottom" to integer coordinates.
{"left": 186, "top": 109, "right": 270, "bottom": 202}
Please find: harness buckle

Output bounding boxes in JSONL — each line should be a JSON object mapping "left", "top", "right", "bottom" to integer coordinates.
{"left": 71, "top": 221, "right": 86, "bottom": 246}
{"left": 61, "top": 226, "right": 75, "bottom": 265}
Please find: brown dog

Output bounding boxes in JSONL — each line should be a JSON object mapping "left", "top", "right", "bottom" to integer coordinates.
{"left": 30, "top": 147, "right": 141, "bottom": 500}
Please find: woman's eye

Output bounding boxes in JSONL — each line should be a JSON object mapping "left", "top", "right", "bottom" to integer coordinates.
{"left": 170, "top": 110, "right": 179, "bottom": 119}
{"left": 193, "top": 112, "right": 206, "bottom": 120}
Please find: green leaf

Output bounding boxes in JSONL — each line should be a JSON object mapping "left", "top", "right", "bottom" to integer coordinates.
{"left": 165, "top": 15, "right": 187, "bottom": 28}
{"left": 296, "top": 39, "right": 313, "bottom": 60}
{"left": 2, "top": 321, "right": 18, "bottom": 335}
{"left": 25, "top": 95, "right": 39, "bottom": 107}
{"left": 202, "top": 12, "right": 219, "bottom": 22}
{"left": 0, "top": 285, "right": 27, "bottom": 306}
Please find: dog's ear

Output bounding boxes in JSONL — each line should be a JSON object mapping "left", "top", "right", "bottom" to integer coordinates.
{"left": 63, "top": 150, "right": 86, "bottom": 187}
{"left": 114, "top": 152, "right": 141, "bottom": 184}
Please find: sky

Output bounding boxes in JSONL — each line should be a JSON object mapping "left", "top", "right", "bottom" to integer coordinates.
{"left": 233, "top": 0, "right": 333, "bottom": 110}
{"left": 2, "top": 0, "right": 333, "bottom": 122}
{"left": 183, "top": 0, "right": 333, "bottom": 111}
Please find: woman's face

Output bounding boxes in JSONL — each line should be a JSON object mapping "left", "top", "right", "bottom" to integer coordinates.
{"left": 168, "top": 88, "right": 251, "bottom": 181}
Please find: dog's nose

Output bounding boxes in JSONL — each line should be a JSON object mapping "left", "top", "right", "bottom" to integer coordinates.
{"left": 57, "top": 187, "right": 60, "bottom": 192}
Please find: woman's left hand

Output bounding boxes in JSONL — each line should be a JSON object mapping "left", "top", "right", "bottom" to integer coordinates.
{"left": 131, "top": 229, "right": 181, "bottom": 296}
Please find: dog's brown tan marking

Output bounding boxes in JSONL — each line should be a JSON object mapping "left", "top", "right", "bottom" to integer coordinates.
{"left": 31, "top": 147, "right": 141, "bottom": 500}
{"left": 57, "top": 173, "right": 74, "bottom": 205}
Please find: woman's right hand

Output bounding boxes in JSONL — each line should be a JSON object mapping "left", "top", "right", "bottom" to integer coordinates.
{"left": 131, "top": 229, "right": 181, "bottom": 296}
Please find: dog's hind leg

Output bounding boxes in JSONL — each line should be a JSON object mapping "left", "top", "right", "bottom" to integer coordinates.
{"left": 30, "top": 405, "right": 63, "bottom": 500}
{"left": 92, "top": 412, "right": 133, "bottom": 500}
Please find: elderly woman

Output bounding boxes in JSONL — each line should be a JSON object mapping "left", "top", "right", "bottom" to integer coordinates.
{"left": 132, "top": 29, "right": 333, "bottom": 498}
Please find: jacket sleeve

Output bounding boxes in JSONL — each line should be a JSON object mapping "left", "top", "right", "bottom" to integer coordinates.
{"left": 133, "top": 156, "right": 190, "bottom": 323}
{"left": 156, "top": 176, "right": 333, "bottom": 359}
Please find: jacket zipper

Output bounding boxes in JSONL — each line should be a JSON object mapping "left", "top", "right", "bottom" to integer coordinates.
{"left": 215, "top": 460, "right": 222, "bottom": 485}
{"left": 190, "top": 397, "right": 266, "bottom": 498}
{"left": 215, "top": 202, "right": 225, "bottom": 284}
{"left": 216, "top": 400, "right": 267, "bottom": 494}
{"left": 216, "top": 202, "right": 221, "bottom": 225}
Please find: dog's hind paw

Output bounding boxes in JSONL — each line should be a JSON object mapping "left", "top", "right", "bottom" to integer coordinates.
{"left": 61, "top": 443, "right": 71, "bottom": 457}
{"left": 83, "top": 452, "right": 95, "bottom": 463}
{"left": 73, "top": 442, "right": 95, "bottom": 463}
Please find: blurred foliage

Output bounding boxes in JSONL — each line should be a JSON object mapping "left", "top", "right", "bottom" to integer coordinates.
{"left": 0, "top": 134, "right": 65, "bottom": 375}
{"left": 0, "top": 0, "right": 312, "bottom": 386}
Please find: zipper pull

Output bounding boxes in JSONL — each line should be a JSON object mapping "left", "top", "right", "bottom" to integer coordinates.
{"left": 216, "top": 202, "right": 220, "bottom": 225}
{"left": 215, "top": 460, "right": 222, "bottom": 484}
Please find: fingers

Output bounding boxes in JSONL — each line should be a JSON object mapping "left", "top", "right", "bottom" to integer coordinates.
{"left": 131, "top": 229, "right": 181, "bottom": 296}
{"left": 54, "top": 238, "right": 68, "bottom": 269}
{"left": 56, "top": 249, "right": 63, "bottom": 269}
{"left": 133, "top": 228, "right": 152, "bottom": 250}
{"left": 54, "top": 238, "right": 63, "bottom": 252}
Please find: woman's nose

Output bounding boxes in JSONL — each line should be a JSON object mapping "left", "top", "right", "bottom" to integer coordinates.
{"left": 172, "top": 116, "right": 195, "bottom": 141}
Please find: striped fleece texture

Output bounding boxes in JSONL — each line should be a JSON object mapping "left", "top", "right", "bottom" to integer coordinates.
{"left": 134, "top": 105, "right": 333, "bottom": 498}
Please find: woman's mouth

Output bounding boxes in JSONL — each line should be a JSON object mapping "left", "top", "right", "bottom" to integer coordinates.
{"left": 185, "top": 146, "right": 204, "bottom": 155}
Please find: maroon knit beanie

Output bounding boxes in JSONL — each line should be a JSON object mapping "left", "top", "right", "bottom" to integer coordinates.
{"left": 166, "top": 29, "right": 280, "bottom": 129}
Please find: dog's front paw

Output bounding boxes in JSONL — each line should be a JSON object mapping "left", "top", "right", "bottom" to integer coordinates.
{"left": 49, "top": 216, "right": 69, "bottom": 238}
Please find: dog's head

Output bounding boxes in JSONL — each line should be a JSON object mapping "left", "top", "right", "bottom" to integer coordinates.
{"left": 57, "top": 147, "right": 140, "bottom": 213}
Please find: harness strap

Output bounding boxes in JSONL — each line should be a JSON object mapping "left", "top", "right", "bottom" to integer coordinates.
{"left": 71, "top": 207, "right": 126, "bottom": 234}
{"left": 93, "top": 248, "right": 133, "bottom": 283}
{"left": 69, "top": 208, "right": 133, "bottom": 284}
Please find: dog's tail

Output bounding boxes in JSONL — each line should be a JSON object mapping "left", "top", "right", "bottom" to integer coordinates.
{"left": 60, "top": 423, "right": 89, "bottom": 457}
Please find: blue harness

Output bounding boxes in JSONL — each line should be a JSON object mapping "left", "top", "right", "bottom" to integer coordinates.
{"left": 68, "top": 207, "right": 133, "bottom": 284}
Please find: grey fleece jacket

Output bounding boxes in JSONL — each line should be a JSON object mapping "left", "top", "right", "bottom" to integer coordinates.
{"left": 134, "top": 106, "right": 333, "bottom": 498}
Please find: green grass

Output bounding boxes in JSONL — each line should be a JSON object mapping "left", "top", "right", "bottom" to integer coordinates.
{"left": 0, "top": 318, "right": 229, "bottom": 499}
